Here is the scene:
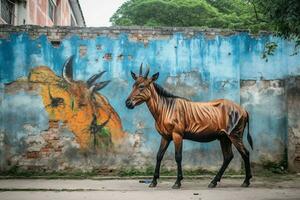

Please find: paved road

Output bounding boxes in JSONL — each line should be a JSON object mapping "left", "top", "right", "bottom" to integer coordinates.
{"left": 0, "top": 177, "right": 299, "bottom": 200}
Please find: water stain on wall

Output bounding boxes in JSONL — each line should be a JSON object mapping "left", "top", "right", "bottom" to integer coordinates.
{"left": 163, "top": 71, "right": 209, "bottom": 99}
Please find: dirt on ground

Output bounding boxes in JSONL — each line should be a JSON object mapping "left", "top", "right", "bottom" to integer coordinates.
{"left": 0, "top": 175, "right": 299, "bottom": 200}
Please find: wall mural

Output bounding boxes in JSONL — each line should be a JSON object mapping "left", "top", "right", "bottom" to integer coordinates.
{"left": 4, "top": 56, "right": 125, "bottom": 150}
{"left": 1, "top": 29, "right": 300, "bottom": 173}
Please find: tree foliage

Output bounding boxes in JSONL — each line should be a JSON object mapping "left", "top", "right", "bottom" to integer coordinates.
{"left": 110, "top": 0, "right": 269, "bottom": 31}
{"left": 111, "top": 0, "right": 300, "bottom": 41}
{"left": 254, "top": 0, "right": 300, "bottom": 47}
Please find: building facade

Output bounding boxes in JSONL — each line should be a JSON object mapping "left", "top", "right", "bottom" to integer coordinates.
{"left": 0, "top": 0, "right": 85, "bottom": 26}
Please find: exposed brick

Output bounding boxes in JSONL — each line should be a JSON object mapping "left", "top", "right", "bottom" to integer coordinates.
{"left": 26, "top": 151, "right": 40, "bottom": 159}
{"left": 0, "top": 25, "right": 251, "bottom": 41}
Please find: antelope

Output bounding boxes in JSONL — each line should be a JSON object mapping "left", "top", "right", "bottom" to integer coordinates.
{"left": 61, "top": 56, "right": 115, "bottom": 148}
{"left": 125, "top": 64, "right": 253, "bottom": 189}
{"left": 62, "top": 56, "right": 111, "bottom": 110}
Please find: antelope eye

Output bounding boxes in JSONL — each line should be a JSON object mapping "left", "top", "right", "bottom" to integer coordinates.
{"left": 139, "top": 84, "right": 145, "bottom": 89}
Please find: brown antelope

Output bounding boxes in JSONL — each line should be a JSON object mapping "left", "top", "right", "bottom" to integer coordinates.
{"left": 125, "top": 64, "right": 253, "bottom": 189}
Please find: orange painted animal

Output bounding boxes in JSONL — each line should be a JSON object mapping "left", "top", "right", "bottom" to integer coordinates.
{"left": 5, "top": 56, "right": 125, "bottom": 149}
{"left": 126, "top": 64, "right": 253, "bottom": 189}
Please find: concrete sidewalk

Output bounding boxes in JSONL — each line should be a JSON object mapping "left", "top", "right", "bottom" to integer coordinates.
{"left": 0, "top": 177, "right": 299, "bottom": 200}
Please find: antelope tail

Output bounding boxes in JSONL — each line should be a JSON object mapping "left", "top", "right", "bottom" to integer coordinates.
{"left": 246, "top": 111, "right": 253, "bottom": 150}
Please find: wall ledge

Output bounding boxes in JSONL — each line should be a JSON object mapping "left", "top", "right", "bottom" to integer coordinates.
{"left": 0, "top": 25, "right": 272, "bottom": 41}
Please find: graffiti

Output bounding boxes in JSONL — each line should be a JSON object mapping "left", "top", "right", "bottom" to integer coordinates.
{"left": 89, "top": 114, "right": 112, "bottom": 149}
{"left": 46, "top": 85, "right": 65, "bottom": 108}
{"left": 4, "top": 56, "right": 125, "bottom": 150}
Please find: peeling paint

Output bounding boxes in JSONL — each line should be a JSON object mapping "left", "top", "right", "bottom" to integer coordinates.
{"left": 286, "top": 76, "right": 300, "bottom": 172}
{"left": 50, "top": 40, "right": 61, "bottom": 48}
{"left": 103, "top": 53, "right": 112, "bottom": 61}
{"left": 96, "top": 44, "right": 102, "bottom": 51}
{"left": 164, "top": 71, "right": 209, "bottom": 99}
{"left": 79, "top": 45, "right": 87, "bottom": 57}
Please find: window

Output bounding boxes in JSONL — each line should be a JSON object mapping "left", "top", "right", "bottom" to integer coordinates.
{"left": 48, "top": 0, "right": 55, "bottom": 22}
{"left": 1, "top": 0, "right": 15, "bottom": 24}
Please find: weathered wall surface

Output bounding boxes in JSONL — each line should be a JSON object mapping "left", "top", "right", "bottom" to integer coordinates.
{"left": 0, "top": 25, "right": 299, "bottom": 173}
{"left": 286, "top": 77, "right": 300, "bottom": 172}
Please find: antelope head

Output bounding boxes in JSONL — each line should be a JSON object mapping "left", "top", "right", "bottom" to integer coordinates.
{"left": 62, "top": 56, "right": 110, "bottom": 108}
{"left": 125, "top": 63, "right": 159, "bottom": 109}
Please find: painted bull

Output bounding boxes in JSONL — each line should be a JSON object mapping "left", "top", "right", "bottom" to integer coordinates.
{"left": 125, "top": 64, "right": 253, "bottom": 189}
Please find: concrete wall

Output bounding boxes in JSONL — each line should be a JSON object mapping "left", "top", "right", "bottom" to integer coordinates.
{"left": 0, "top": 25, "right": 299, "bottom": 173}
{"left": 286, "top": 77, "right": 300, "bottom": 172}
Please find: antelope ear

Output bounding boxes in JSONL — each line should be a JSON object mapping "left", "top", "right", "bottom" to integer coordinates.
{"left": 151, "top": 72, "right": 159, "bottom": 82}
{"left": 131, "top": 71, "right": 137, "bottom": 80}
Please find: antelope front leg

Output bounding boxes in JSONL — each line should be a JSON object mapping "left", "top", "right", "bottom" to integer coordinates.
{"left": 149, "top": 137, "right": 170, "bottom": 188}
{"left": 172, "top": 132, "right": 183, "bottom": 189}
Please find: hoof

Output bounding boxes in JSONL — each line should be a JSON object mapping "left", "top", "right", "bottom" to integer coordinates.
{"left": 172, "top": 183, "right": 181, "bottom": 189}
{"left": 149, "top": 182, "right": 157, "bottom": 188}
{"left": 208, "top": 182, "right": 217, "bottom": 188}
{"left": 241, "top": 181, "right": 250, "bottom": 187}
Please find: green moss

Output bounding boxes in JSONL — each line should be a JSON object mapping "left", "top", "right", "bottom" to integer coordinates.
{"left": 0, "top": 166, "right": 101, "bottom": 178}
{"left": 223, "top": 168, "right": 243, "bottom": 175}
{"left": 117, "top": 166, "right": 216, "bottom": 177}
{"left": 0, "top": 160, "right": 295, "bottom": 179}
{"left": 259, "top": 160, "right": 287, "bottom": 175}
{"left": 257, "top": 148, "right": 288, "bottom": 175}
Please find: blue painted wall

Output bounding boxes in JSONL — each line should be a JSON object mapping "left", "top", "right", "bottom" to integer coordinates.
{"left": 0, "top": 27, "right": 299, "bottom": 171}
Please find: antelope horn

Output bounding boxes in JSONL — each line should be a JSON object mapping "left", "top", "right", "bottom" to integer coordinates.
{"left": 144, "top": 65, "right": 150, "bottom": 78}
{"left": 90, "top": 80, "right": 111, "bottom": 92}
{"left": 86, "top": 71, "right": 107, "bottom": 88}
{"left": 62, "top": 56, "right": 74, "bottom": 84}
{"left": 139, "top": 62, "right": 143, "bottom": 76}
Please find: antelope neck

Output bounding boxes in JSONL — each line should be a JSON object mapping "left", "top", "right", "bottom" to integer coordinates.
{"left": 146, "top": 84, "right": 170, "bottom": 121}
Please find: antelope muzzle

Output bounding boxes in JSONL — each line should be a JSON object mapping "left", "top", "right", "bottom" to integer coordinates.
{"left": 125, "top": 98, "right": 135, "bottom": 109}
